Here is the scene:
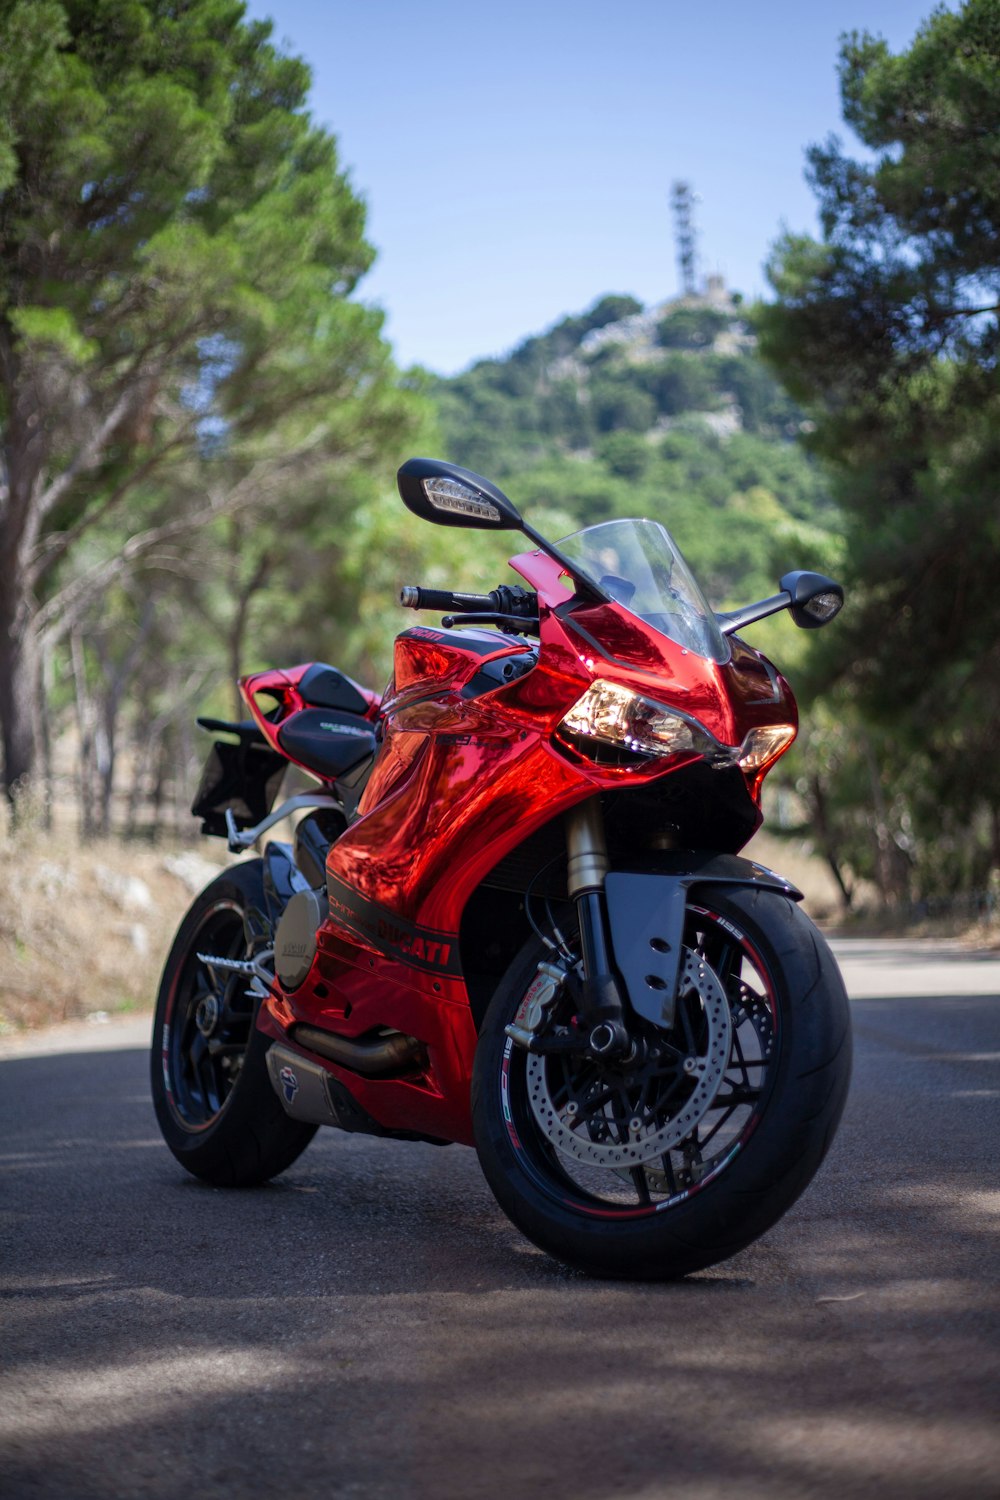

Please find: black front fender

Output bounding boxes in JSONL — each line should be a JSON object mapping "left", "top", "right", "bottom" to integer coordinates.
{"left": 604, "top": 851, "right": 802, "bottom": 1030}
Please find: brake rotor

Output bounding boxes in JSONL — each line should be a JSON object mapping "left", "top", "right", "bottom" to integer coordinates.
{"left": 524, "top": 948, "right": 732, "bottom": 1168}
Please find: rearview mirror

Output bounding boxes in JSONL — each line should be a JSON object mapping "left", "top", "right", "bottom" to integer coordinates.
{"left": 717, "top": 570, "right": 845, "bottom": 635}
{"left": 397, "top": 458, "right": 523, "bottom": 530}
{"left": 778, "top": 571, "right": 844, "bottom": 629}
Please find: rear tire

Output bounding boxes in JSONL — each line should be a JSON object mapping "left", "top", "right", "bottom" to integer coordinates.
{"left": 472, "top": 886, "right": 851, "bottom": 1279}
{"left": 151, "top": 860, "right": 316, "bottom": 1186}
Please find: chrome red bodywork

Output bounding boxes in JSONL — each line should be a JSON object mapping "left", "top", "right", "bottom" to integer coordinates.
{"left": 242, "top": 549, "right": 797, "bottom": 1147}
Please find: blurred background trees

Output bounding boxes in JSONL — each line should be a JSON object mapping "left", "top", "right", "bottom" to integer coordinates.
{"left": 758, "top": 0, "right": 1000, "bottom": 909}
{"left": 0, "top": 0, "right": 424, "bottom": 827}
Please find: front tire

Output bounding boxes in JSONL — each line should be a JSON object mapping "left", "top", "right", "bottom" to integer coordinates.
{"left": 472, "top": 886, "right": 851, "bottom": 1279}
{"left": 151, "top": 860, "right": 316, "bottom": 1186}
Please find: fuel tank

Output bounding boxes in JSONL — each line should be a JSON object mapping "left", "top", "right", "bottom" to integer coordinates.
{"left": 390, "top": 624, "right": 534, "bottom": 704}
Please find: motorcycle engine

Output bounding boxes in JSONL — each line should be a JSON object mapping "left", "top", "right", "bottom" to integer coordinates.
{"left": 274, "top": 888, "right": 328, "bottom": 990}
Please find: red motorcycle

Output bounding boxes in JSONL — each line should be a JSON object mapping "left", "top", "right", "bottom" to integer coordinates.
{"left": 151, "top": 457, "right": 851, "bottom": 1279}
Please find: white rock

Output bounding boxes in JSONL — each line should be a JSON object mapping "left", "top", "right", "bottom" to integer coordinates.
{"left": 32, "top": 860, "right": 77, "bottom": 898}
{"left": 162, "top": 852, "right": 222, "bottom": 894}
{"left": 94, "top": 865, "right": 153, "bottom": 912}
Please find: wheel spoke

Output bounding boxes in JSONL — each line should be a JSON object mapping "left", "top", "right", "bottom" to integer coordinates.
{"left": 713, "top": 1086, "right": 761, "bottom": 1107}
{"left": 630, "top": 1167, "right": 652, "bottom": 1206}
{"left": 187, "top": 1032, "right": 214, "bottom": 1109}
{"left": 729, "top": 1025, "right": 753, "bottom": 1084}
{"left": 659, "top": 1153, "right": 678, "bottom": 1193}
{"left": 698, "top": 1105, "right": 738, "bottom": 1150}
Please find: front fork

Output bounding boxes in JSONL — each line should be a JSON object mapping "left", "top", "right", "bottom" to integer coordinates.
{"left": 564, "top": 797, "right": 630, "bottom": 1057}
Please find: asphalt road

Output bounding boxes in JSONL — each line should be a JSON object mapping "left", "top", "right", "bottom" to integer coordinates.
{"left": 2, "top": 938, "right": 998, "bottom": 1500}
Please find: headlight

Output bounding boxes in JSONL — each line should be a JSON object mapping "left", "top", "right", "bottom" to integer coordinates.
{"left": 558, "top": 680, "right": 795, "bottom": 773}
{"left": 560, "top": 681, "right": 727, "bottom": 764}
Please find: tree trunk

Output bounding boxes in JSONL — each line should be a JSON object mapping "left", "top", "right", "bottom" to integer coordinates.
{"left": 95, "top": 712, "right": 115, "bottom": 837}
{"left": 36, "top": 641, "right": 54, "bottom": 831}
{"left": 0, "top": 323, "right": 45, "bottom": 819}
{"left": 70, "top": 630, "right": 97, "bottom": 839}
{"left": 0, "top": 597, "right": 40, "bottom": 817}
{"left": 227, "top": 539, "right": 271, "bottom": 718}
{"left": 861, "top": 732, "right": 912, "bottom": 907}
{"left": 807, "top": 772, "right": 854, "bottom": 911}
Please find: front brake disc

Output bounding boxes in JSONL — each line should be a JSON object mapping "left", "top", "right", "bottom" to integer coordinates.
{"left": 524, "top": 948, "right": 732, "bottom": 1168}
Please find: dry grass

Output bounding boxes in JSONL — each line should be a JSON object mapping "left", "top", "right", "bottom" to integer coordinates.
{"left": 0, "top": 817, "right": 229, "bottom": 1033}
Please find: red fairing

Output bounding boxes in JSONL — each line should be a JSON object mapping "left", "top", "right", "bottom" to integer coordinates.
{"left": 254, "top": 547, "right": 797, "bottom": 1146}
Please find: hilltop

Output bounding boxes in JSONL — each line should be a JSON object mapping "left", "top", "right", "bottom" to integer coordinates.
{"left": 429, "top": 282, "right": 839, "bottom": 608}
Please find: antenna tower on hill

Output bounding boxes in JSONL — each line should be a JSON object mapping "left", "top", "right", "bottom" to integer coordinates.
{"left": 671, "top": 181, "right": 698, "bottom": 297}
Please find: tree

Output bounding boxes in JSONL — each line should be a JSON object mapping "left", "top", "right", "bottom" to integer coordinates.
{"left": 758, "top": 0, "right": 1000, "bottom": 900}
{"left": 0, "top": 0, "right": 415, "bottom": 812}
{"left": 657, "top": 306, "right": 729, "bottom": 350}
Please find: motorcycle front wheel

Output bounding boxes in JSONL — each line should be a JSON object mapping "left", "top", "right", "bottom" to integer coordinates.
{"left": 472, "top": 885, "right": 851, "bottom": 1280}
{"left": 151, "top": 860, "right": 316, "bottom": 1186}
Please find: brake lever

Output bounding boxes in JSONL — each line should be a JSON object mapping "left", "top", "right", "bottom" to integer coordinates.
{"left": 441, "top": 612, "right": 539, "bottom": 634}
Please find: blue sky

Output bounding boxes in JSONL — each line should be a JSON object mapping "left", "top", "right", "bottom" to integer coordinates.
{"left": 244, "top": 0, "right": 946, "bottom": 374}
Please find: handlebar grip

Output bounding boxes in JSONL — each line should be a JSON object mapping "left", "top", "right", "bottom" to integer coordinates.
{"left": 399, "top": 585, "right": 496, "bottom": 612}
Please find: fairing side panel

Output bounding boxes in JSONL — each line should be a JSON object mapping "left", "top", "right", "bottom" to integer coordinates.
{"left": 256, "top": 960, "right": 479, "bottom": 1145}
{"left": 332, "top": 722, "right": 587, "bottom": 929}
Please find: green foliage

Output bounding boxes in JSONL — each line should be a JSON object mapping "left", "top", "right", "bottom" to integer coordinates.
{"left": 430, "top": 288, "right": 838, "bottom": 626}
{"left": 759, "top": 0, "right": 1000, "bottom": 905}
{"left": 639, "top": 354, "right": 721, "bottom": 418}
{"left": 595, "top": 432, "right": 650, "bottom": 481}
{"left": 0, "top": 0, "right": 425, "bottom": 816}
{"left": 657, "top": 306, "right": 729, "bottom": 349}
{"left": 590, "top": 377, "right": 657, "bottom": 434}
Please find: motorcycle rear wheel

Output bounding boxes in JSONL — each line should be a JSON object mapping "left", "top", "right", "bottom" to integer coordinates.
{"left": 472, "top": 885, "right": 851, "bottom": 1280}
{"left": 151, "top": 860, "right": 316, "bottom": 1186}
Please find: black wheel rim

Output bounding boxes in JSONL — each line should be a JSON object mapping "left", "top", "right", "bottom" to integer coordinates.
{"left": 501, "top": 903, "right": 780, "bottom": 1219}
{"left": 161, "top": 900, "right": 257, "bottom": 1131}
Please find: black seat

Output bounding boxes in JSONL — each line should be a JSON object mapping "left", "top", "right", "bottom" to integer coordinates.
{"left": 277, "top": 709, "right": 377, "bottom": 782}
{"left": 297, "top": 663, "right": 370, "bottom": 716}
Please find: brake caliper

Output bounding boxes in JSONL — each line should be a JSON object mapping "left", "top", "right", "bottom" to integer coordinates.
{"left": 504, "top": 958, "right": 571, "bottom": 1050}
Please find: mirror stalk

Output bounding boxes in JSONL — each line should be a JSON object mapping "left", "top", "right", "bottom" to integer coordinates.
{"left": 716, "top": 594, "right": 792, "bottom": 636}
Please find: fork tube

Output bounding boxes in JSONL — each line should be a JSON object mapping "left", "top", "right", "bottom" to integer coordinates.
{"left": 565, "top": 796, "right": 609, "bottom": 897}
{"left": 564, "top": 799, "right": 627, "bottom": 1053}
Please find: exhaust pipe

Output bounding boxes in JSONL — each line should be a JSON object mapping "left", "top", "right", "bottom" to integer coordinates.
{"left": 289, "top": 1023, "right": 427, "bottom": 1077}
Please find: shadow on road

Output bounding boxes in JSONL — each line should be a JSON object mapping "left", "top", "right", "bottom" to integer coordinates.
{"left": 2, "top": 1020, "right": 998, "bottom": 1500}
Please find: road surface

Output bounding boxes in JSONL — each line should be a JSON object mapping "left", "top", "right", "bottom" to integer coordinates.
{"left": 1, "top": 938, "right": 998, "bottom": 1499}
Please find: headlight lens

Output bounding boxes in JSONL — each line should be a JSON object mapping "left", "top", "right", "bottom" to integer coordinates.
{"left": 559, "top": 680, "right": 728, "bottom": 764}
{"left": 558, "top": 680, "right": 795, "bottom": 773}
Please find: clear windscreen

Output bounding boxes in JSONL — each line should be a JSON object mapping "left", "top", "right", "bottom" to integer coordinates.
{"left": 558, "top": 518, "right": 730, "bottom": 664}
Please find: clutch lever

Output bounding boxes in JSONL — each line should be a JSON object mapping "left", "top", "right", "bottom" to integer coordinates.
{"left": 441, "top": 611, "right": 539, "bottom": 635}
